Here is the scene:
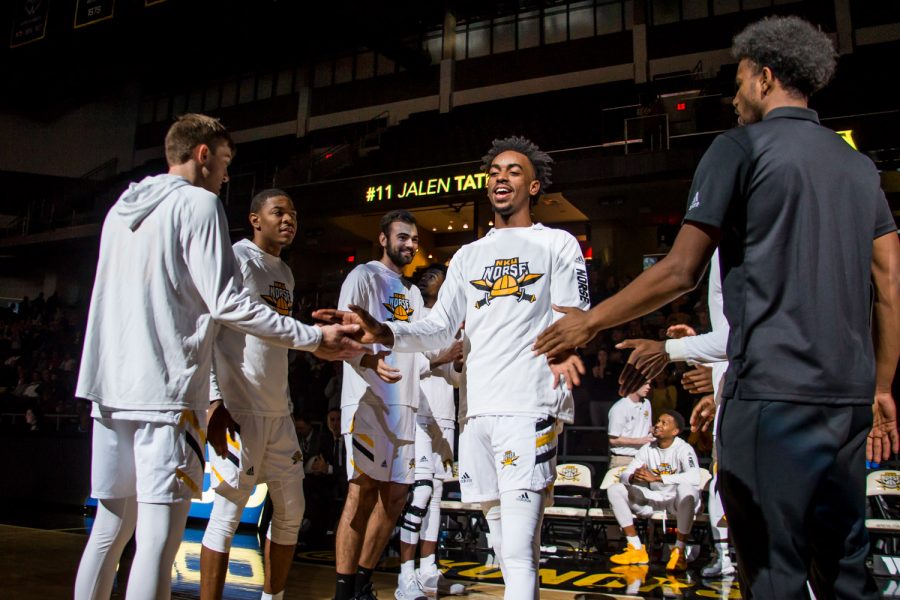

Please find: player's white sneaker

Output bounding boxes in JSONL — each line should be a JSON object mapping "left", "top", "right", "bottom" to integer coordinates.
{"left": 395, "top": 571, "right": 427, "bottom": 600}
{"left": 701, "top": 553, "right": 735, "bottom": 577}
{"left": 416, "top": 565, "right": 467, "bottom": 595}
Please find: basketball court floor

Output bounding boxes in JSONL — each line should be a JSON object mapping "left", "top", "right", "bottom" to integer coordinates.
{"left": 3, "top": 505, "right": 899, "bottom": 599}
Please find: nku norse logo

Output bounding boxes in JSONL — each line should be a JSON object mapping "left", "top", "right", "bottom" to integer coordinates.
{"left": 261, "top": 281, "right": 292, "bottom": 315}
{"left": 500, "top": 450, "right": 520, "bottom": 469}
{"left": 469, "top": 258, "right": 543, "bottom": 309}
{"left": 383, "top": 292, "right": 414, "bottom": 321}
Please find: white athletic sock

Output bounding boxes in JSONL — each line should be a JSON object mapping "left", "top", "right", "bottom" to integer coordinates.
{"left": 626, "top": 535, "right": 642, "bottom": 550}
{"left": 420, "top": 554, "right": 436, "bottom": 572}
{"left": 261, "top": 591, "right": 284, "bottom": 600}
{"left": 401, "top": 559, "right": 416, "bottom": 578}
{"left": 716, "top": 541, "right": 730, "bottom": 559}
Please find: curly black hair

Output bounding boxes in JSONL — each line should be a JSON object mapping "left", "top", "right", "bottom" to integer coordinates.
{"left": 731, "top": 16, "right": 836, "bottom": 98}
{"left": 480, "top": 136, "right": 553, "bottom": 198}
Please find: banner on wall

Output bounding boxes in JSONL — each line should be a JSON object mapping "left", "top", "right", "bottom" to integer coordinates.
{"left": 74, "top": 0, "right": 115, "bottom": 28}
{"left": 10, "top": 0, "right": 50, "bottom": 48}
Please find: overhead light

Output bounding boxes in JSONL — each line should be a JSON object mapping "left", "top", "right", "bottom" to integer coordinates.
{"left": 463, "top": 223, "right": 469, "bottom": 229}
{"left": 427, "top": 253, "right": 433, "bottom": 259}
{"left": 447, "top": 224, "right": 453, "bottom": 230}
{"left": 432, "top": 227, "right": 437, "bottom": 232}
{"left": 488, "top": 220, "right": 494, "bottom": 227}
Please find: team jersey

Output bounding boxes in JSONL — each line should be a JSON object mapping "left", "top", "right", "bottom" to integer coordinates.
{"left": 77, "top": 175, "right": 321, "bottom": 412}
{"left": 622, "top": 436, "right": 700, "bottom": 497}
{"left": 339, "top": 261, "right": 425, "bottom": 409}
{"left": 386, "top": 224, "right": 590, "bottom": 422}
{"left": 418, "top": 307, "right": 461, "bottom": 425}
{"left": 209, "top": 239, "right": 295, "bottom": 416}
{"left": 607, "top": 396, "right": 653, "bottom": 457}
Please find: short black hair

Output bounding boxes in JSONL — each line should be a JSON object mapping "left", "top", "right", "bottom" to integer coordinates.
{"left": 250, "top": 188, "right": 291, "bottom": 214}
{"left": 423, "top": 263, "right": 447, "bottom": 276}
{"left": 661, "top": 409, "right": 685, "bottom": 433}
{"left": 731, "top": 16, "right": 836, "bottom": 98}
{"left": 380, "top": 209, "right": 416, "bottom": 238}
{"left": 480, "top": 136, "right": 553, "bottom": 199}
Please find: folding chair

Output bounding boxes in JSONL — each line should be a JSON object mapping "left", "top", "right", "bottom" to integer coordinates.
{"left": 866, "top": 469, "right": 900, "bottom": 575}
{"left": 542, "top": 462, "right": 598, "bottom": 554}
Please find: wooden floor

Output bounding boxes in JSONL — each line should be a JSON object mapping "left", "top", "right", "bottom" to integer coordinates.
{"left": 1, "top": 524, "right": 636, "bottom": 599}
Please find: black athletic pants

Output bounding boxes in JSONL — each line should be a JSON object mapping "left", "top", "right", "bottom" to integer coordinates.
{"left": 717, "top": 395, "right": 877, "bottom": 600}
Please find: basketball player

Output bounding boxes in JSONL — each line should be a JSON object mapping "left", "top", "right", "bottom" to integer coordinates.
{"left": 73, "top": 114, "right": 363, "bottom": 600}
{"left": 334, "top": 210, "right": 425, "bottom": 600}
{"left": 199, "top": 189, "right": 307, "bottom": 600}
{"left": 607, "top": 410, "right": 700, "bottom": 572}
{"left": 397, "top": 264, "right": 466, "bottom": 598}
{"left": 316, "top": 137, "right": 590, "bottom": 600}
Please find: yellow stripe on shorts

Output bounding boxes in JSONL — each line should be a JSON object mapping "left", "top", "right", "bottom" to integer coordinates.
{"left": 176, "top": 468, "right": 200, "bottom": 494}
{"left": 536, "top": 430, "right": 556, "bottom": 448}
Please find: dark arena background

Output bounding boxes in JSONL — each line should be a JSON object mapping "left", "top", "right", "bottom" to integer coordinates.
{"left": 1, "top": 1, "right": 899, "bottom": 598}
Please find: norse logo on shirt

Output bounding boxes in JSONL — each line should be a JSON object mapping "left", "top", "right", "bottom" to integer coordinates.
{"left": 469, "top": 257, "right": 544, "bottom": 309}
{"left": 261, "top": 281, "right": 292, "bottom": 316}
{"left": 383, "top": 292, "right": 414, "bottom": 321}
{"left": 653, "top": 463, "right": 676, "bottom": 476}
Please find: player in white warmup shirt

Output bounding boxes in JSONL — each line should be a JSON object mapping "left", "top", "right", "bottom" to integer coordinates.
{"left": 396, "top": 264, "right": 466, "bottom": 598}
{"left": 333, "top": 210, "right": 426, "bottom": 600}
{"left": 73, "top": 115, "right": 363, "bottom": 600}
{"left": 316, "top": 137, "right": 590, "bottom": 600}
{"left": 607, "top": 409, "right": 700, "bottom": 572}
{"left": 199, "top": 189, "right": 306, "bottom": 600}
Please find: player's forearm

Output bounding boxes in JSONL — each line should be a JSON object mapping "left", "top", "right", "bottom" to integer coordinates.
{"left": 666, "top": 327, "right": 729, "bottom": 364}
{"left": 872, "top": 233, "right": 900, "bottom": 395}
{"left": 609, "top": 436, "right": 647, "bottom": 448}
{"left": 661, "top": 468, "right": 701, "bottom": 487}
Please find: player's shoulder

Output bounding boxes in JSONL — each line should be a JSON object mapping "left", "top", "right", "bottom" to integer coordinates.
{"left": 231, "top": 238, "right": 260, "bottom": 261}
{"left": 178, "top": 185, "right": 221, "bottom": 219}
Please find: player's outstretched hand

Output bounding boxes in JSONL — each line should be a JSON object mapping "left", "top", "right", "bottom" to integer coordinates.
{"left": 868, "top": 391, "right": 899, "bottom": 463}
{"left": 666, "top": 324, "right": 697, "bottom": 339}
{"left": 361, "top": 350, "right": 402, "bottom": 383}
{"left": 312, "top": 305, "right": 394, "bottom": 345}
{"left": 616, "top": 338, "right": 668, "bottom": 396}
{"left": 548, "top": 349, "right": 585, "bottom": 391}
{"left": 690, "top": 395, "right": 716, "bottom": 433}
{"left": 207, "top": 400, "right": 238, "bottom": 459}
{"left": 533, "top": 305, "right": 596, "bottom": 358}
{"left": 682, "top": 365, "right": 714, "bottom": 395}
{"left": 314, "top": 323, "right": 370, "bottom": 361}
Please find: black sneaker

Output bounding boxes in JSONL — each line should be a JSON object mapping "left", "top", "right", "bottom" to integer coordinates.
{"left": 354, "top": 582, "right": 378, "bottom": 599}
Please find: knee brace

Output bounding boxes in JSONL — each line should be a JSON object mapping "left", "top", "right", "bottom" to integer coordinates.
{"left": 399, "top": 479, "right": 433, "bottom": 544}
{"left": 420, "top": 479, "right": 443, "bottom": 543}
{"left": 203, "top": 489, "right": 251, "bottom": 553}
{"left": 266, "top": 479, "right": 306, "bottom": 546}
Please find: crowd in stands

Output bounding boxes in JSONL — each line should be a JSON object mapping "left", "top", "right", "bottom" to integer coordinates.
{"left": 0, "top": 292, "right": 90, "bottom": 434}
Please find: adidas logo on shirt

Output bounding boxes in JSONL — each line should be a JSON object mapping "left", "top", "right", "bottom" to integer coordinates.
{"left": 460, "top": 472, "right": 472, "bottom": 485}
{"left": 246, "top": 466, "right": 254, "bottom": 476}
{"left": 689, "top": 191, "right": 701, "bottom": 210}
{"left": 381, "top": 460, "right": 388, "bottom": 468}
{"left": 516, "top": 492, "right": 531, "bottom": 503}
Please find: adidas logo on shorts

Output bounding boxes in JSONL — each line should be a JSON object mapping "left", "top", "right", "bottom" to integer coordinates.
{"left": 246, "top": 466, "right": 254, "bottom": 476}
{"left": 460, "top": 472, "right": 472, "bottom": 484}
{"left": 516, "top": 492, "right": 531, "bottom": 503}
{"left": 381, "top": 460, "right": 388, "bottom": 468}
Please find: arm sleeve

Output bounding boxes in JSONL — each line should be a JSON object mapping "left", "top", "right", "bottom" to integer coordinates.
{"left": 387, "top": 254, "right": 467, "bottom": 352}
{"left": 182, "top": 198, "right": 322, "bottom": 351}
{"left": 551, "top": 233, "right": 591, "bottom": 322}
{"left": 660, "top": 444, "right": 701, "bottom": 487}
{"left": 666, "top": 328, "right": 728, "bottom": 363}
{"left": 620, "top": 445, "right": 648, "bottom": 482}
